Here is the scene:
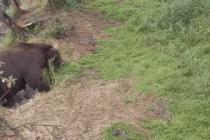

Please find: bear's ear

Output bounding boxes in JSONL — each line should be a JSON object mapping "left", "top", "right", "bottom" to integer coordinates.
{"left": 45, "top": 47, "right": 57, "bottom": 59}
{"left": 44, "top": 47, "right": 64, "bottom": 68}
{"left": 50, "top": 48, "right": 57, "bottom": 54}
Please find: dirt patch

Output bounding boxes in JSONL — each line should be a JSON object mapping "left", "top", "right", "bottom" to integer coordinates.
{"left": 65, "top": 10, "right": 119, "bottom": 59}
{"left": 1, "top": 71, "right": 167, "bottom": 140}
{"left": 18, "top": 9, "right": 119, "bottom": 60}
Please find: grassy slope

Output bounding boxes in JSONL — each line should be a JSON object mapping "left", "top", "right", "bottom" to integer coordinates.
{"left": 82, "top": 0, "right": 210, "bottom": 139}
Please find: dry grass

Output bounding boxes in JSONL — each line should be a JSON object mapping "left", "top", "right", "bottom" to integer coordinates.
{"left": 1, "top": 71, "right": 167, "bottom": 140}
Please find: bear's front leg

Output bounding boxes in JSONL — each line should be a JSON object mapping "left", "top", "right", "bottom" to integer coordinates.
{"left": 24, "top": 67, "right": 51, "bottom": 92}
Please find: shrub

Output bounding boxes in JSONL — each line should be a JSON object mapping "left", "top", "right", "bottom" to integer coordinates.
{"left": 158, "top": 0, "right": 210, "bottom": 31}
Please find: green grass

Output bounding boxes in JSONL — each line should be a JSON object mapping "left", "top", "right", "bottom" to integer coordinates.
{"left": 0, "top": 32, "right": 17, "bottom": 48}
{"left": 82, "top": 0, "right": 210, "bottom": 139}
{"left": 54, "top": 62, "right": 82, "bottom": 86}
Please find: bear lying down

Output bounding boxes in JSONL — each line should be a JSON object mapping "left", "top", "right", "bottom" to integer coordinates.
{"left": 0, "top": 42, "right": 64, "bottom": 107}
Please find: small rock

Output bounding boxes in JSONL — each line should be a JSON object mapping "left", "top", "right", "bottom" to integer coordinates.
{"left": 112, "top": 128, "right": 127, "bottom": 137}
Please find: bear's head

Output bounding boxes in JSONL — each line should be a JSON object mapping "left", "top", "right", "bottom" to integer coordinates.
{"left": 14, "top": 43, "right": 65, "bottom": 69}
{"left": 46, "top": 47, "right": 64, "bottom": 69}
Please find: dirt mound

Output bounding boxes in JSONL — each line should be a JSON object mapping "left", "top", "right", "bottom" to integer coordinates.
{"left": 1, "top": 71, "right": 167, "bottom": 140}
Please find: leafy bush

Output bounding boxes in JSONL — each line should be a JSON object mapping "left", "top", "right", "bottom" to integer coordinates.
{"left": 0, "top": 62, "right": 16, "bottom": 104}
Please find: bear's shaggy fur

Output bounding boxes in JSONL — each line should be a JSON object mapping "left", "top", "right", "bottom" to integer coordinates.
{"left": 0, "top": 42, "right": 63, "bottom": 107}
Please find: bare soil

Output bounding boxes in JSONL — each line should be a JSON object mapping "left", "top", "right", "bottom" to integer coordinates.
{"left": 19, "top": 9, "right": 119, "bottom": 60}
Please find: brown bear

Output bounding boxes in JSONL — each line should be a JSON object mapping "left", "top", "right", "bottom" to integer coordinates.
{"left": 0, "top": 42, "right": 64, "bottom": 107}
